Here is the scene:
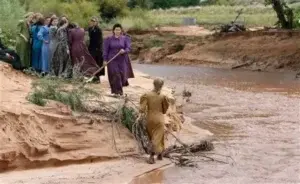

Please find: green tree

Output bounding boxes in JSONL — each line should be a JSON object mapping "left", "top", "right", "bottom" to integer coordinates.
{"left": 97, "top": 0, "right": 128, "bottom": 21}
{"left": 1, "top": 0, "right": 25, "bottom": 47}
{"left": 265, "top": 0, "right": 294, "bottom": 29}
{"left": 19, "top": 0, "right": 99, "bottom": 27}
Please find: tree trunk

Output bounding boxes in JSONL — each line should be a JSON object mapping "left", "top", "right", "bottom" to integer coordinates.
{"left": 271, "top": 0, "right": 289, "bottom": 28}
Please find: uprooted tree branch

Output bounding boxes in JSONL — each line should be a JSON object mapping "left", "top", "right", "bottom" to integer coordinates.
{"left": 27, "top": 75, "right": 234, "bottom": 167}
{"left": 114, "top": 96, "right": 235, "bottom": 167}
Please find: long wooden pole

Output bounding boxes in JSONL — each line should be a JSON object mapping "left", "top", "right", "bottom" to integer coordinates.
{"left": 85, "top": 51, "right": 121, "bottom": 83}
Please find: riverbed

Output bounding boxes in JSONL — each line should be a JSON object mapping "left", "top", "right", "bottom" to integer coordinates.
{"left": 131, "top": 64, "right": 300, "bottom": 184}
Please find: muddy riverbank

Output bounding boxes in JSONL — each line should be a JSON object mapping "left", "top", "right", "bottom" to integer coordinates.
{"left": 0, "top": 62, "right": 213, "bottom": 183}
{"left": 130, "top": 28, "right": 300, "bottom": 73}
{"left": 131, "top": 64, "right": 300, "bottom": 184}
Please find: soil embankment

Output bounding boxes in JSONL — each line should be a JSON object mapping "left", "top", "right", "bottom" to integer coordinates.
{"left": 0, "top": 63, "right": 138, "bottom": 171}
{"left": 0, "top": 62, "right": 211, "bottom": 176}
{"left": 131, "top": 27, "right": 300, "bottom": 72}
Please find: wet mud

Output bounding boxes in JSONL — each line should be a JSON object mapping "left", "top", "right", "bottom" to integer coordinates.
{"left": 133, "top": 64, "right": 300, "bottom": 184}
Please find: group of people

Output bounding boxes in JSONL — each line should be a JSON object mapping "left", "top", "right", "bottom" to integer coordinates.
{"left": 1, "top": 12, "right": 135, "bottom": 96}
{"left": 1, "top": 12, "right": 169, "bottom": 164}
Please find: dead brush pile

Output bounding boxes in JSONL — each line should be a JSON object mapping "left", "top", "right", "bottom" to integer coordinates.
{"left": 115, "top": 96, "right": 234, "bottom": 167}
{"left": 26, "top": 73, "right": 232, "bottom": 167}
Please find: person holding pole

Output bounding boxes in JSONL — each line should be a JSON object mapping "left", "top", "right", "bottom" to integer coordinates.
{"left": 103, "top": 23, "right": 131, "bottom": 96}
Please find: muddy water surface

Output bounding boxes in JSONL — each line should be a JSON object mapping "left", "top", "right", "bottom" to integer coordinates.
{"left": 132, "top": 64, "right": 300, "bottom": 184}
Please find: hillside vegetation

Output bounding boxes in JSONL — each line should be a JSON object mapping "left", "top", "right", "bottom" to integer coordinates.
{"left": 1, "top": 0, "right": 300, "bottom": 47}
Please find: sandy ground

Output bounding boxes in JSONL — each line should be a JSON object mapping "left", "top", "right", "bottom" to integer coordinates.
{"left": 0, "top": 62, "right": 212, "bottom": 183}
{"left": 131, "top": 27, "right": 300, "bottom": 72}
{"left": 158, "top": 26, "right": 213, "bottom": 36}
{"left": 0, "top": 63, "right": 139, "bottom": 171}
{"left": 166, "top": 30, "right": 300, "bottom": 71}
{"left": 0, "top": 157, "right": 172, "bottom": 184}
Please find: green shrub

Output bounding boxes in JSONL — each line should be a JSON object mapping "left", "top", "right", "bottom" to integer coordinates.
{"left": 25, "top": 0, "right": 99, "bottom": 27}
{"left": 27, "top": 77, "right": 99, "bottom": 111}
{"left": 60, "top": 1, "right": 99, "bottom": 27}
{"left": 118, "top": 8, "right": 154, "bottom": 30}
{"left": 293, "top": 6, "right": 300, "bottom": 27}
{"left": 0, "top": 0, "right": 25, "bottom": 47}
{"left": 143, "top": 38, "right": 165, "bottom": 48}
{"left": 97, "top": 0, "right": 128, "bottom": 21}
{"left": 121, "top": 106, "right": 137, "bottom": 132}
{"left": 127, "top": 0, "right": 153, "bottom": 9}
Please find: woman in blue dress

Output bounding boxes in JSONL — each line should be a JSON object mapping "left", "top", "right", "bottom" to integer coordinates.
{"left": 38, "top": 16, "right": 51, "bottom": 74}
{"left": 31, "top": 17, "right": 44, "bottom": 72}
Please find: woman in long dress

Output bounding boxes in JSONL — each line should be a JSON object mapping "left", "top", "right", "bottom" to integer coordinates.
{"left": 51, "top": 18, "right": 72, "bottom": 78}
{"left": 15, "top": 12, "right": 34, "bottom": 69}
{"left": 122, "top": 31, "right": 134, "bottom": 86}
{"left": 139, "top": 78, "right": 169, "bottom": 164}
{"left": 37, "top": 17, "right": 51, "bottom": 74}
{"left": 88, "top": 17, "right": 104, "bottom": 82}
{"left": 103, "top": 24, "right": 131, "bottom": 96}
{"left": 48, "top": 16, "right": 59, "bottom": 73}
{"left": 31, "top": 16, "right": 44, "bottom": 72}
{"left": 68, "top": 23, "right": 100, "bottom": 77}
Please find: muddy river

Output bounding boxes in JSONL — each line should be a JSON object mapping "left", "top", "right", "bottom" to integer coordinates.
{"left": 132, "top": 64, "right": 300, "bottom": 184}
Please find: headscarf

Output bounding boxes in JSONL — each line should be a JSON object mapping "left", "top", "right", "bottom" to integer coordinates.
{"left": 24, "top": 12, "right": 34, "bottom": 18}
{"left": 153, "top": 78, "right": 164, "bottom": 94}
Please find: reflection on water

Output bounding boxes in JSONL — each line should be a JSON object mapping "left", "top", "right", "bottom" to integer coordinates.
{"left": 131, "top": 64, "right": 300, "bottom": 184}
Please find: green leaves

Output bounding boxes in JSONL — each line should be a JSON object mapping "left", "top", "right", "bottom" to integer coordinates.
{"left": 0, "top": 0, "right": 25, "bottom": 47}
{"left": 97, "top": 0, "right": 128, "bottom": 21}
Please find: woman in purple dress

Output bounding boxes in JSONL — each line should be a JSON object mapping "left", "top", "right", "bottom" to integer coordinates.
{"left": 122, "top": 30, "right": 135, "bottom": 86}
{"left": 68, "top": 23, "right": 100, "bottom": 77}
{"left": 103, "top": 24, "right": 131, "bottom": 96}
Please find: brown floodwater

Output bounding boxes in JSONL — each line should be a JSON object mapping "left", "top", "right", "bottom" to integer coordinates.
{"left": 131, "top": 64, "right": 300, "bottom": 184}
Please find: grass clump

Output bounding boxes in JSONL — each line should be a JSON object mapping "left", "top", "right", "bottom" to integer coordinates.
{"left": 116, "top": 5, "right": 277, "bottom": 30}
{"left": 118, "top": 7, "right": 155, "bottom": 30}
{"left": 121, "top": 106, "right": 137, "bottom": 132}
{"left": 143, "top": 37, "right": 165, "bottom": 48}
{"left": 27, "top": 77, "right": 99, "bottom": 111}
{"left": 148, "top": 5, "right": 277, "bottom": 27}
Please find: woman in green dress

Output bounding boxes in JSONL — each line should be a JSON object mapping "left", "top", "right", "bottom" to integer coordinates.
{"left": 16, "top": 12, "right": 34, "bottom": 69}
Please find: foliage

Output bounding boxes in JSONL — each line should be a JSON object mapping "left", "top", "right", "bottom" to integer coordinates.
{"left": 202, "top": 0, "right": 265, "bottom": 5}
{"left": 292, "top": 5, "right": 300, "bottom": 27}
{"left": 119, "top": 104, "right": 150, "bottom": 154}
{"left": 143, "top": 37, "right": 165, "bottom": 48}
{"left": 23, "top": 0, "right": 99, "bottom": 27}
{"left": 97, "top": 0, "right": 128, "bottom": 21}
{"left": 145, "top": 5, "right": 276, "bottom": 28}
{"left": 27, "top": 77, "right": 99, "bottom": 111}
{"left": 121, "top": 106, "right": 137, "bottom": 132}
{"left": 265, "top": 0, "right": 294, "bottom": 29}
{"left": 118, "top": 8, "right": 154, "bottom": 30}
{"left": 0, "top": 0, "right": 25, "bottom": 47}
{"left": 151, "top": 0, "right": 200, "bottom": 9}
{"left": 128, "top": 0, "right": 153, "bottom": 9}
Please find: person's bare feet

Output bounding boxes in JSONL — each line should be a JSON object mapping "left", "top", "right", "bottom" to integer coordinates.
{"left": 147, "top": 156, "right": 155, "bottom": 164}
{"left": 157, "top": 154, "right": 163, "bottom": 161}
